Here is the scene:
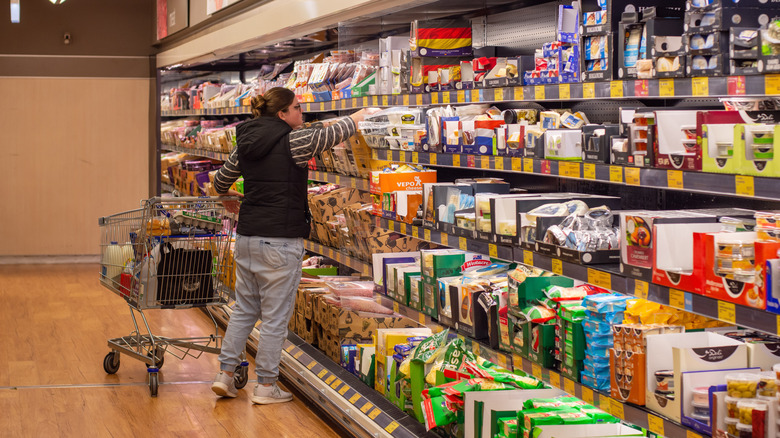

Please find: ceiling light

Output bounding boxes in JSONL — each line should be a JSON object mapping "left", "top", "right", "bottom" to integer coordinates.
{"left": 50, "top": 0, "right": 66, "bottom": 4}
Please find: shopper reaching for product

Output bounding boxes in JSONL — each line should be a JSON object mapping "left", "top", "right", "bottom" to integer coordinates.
{"left": 210, "top": 86, "right": 378, "bottom": 404}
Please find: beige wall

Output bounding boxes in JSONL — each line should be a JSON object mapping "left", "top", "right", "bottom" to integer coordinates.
{"left": 0, "top": 77, "right": 151, "bottom": 256}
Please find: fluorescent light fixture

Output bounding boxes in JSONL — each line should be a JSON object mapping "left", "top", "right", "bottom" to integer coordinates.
{"left": 49, "top": 0, "right": 66, "bottom": 4}
{"left": 10, "top": 0, "right": 19, "bottom": 23}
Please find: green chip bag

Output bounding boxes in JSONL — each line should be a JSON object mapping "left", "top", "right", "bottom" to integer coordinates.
{"left": 422, "top": 396, "right": 458, "bottom": 430}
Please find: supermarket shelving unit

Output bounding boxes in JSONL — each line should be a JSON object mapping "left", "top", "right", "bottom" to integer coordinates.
{"left": 159, "top": 1, "right": 780, "bottom": 437}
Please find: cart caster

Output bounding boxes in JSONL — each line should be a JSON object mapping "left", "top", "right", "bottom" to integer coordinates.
{"left": 103, "top": 351, "right": 120, "bottom": 374}
{"left": 149, "top": 372, "right": 159, "bottom": 397}
{"left": 147, "top": 347, "right": 165, "bottom": 369}
{"left": 234, "top": 363, "right": 249, "bottom": 389}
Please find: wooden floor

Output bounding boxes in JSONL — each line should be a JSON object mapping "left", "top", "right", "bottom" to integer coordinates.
{"left": 0, "top": 264, "right": 342, "bottom": 437}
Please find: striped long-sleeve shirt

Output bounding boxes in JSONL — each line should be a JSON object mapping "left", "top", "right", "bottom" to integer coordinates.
{"left": 213, "top": 116, "right": 356, "bottom": 194}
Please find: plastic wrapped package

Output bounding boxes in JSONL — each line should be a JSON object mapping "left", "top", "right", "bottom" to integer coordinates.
{"left": 339, "top": 296, "right": 394, "bottom": 314}
{"left": 325, "top": 281, "right": 375, "bottom": 297}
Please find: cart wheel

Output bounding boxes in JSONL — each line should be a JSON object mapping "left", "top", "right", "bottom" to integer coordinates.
{"left": 147, "top": 347, "right": 165, "bottom": 369}
{"left": 234, "top": 364, "right": 249, "bottom": 389}
{"left": 103, "top": 352, "right": 120, "bottom": 374}
{"left": 149, "top": 372, "right": 159, "bottom": 397}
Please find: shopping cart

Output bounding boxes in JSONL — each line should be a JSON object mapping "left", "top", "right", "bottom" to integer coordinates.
{"left": 98, "top": 196, "right": 248, "bottom": 396}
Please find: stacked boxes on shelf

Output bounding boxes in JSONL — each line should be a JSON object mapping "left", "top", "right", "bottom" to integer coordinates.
{"left": 525, "top": 5, "right": 581, "bottom": 85}
{"left": 684, "top": 0, "right": 777, "bottom": 77}
{"left": 617, "top": 7, "right": 684, "bottom": 80}
{"left": 581, "top": 294, "right": 629, "bottom": 392}
{"left": 378, "top": 36, "right": 410, "bottom": 95}
{"left": 556, "top": 301, "right": 587, "bottom": 382}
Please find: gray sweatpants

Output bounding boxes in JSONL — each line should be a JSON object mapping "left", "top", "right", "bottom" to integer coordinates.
{"left": 218, "top": 234, "right": 303, "bottom": 384}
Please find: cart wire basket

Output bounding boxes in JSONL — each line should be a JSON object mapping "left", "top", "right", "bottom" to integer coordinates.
{"left": 98, "top": 196, "right": 248, "bottom": 396}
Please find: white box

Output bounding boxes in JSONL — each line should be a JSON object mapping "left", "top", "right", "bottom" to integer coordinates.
{"left": 544, "top": 129, "right": 583, "bottom": 160}
{"left": 645, "top": 332, "right": 748, "bottom": 422}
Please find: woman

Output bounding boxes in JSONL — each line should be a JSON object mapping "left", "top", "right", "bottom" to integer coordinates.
{"left": 210, "top": 87, "right": 377, "bottom": 404}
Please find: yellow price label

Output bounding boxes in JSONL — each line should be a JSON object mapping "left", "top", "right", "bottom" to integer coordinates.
{"left": 393, "top": 301, "right": 400, "bottom": 313}
{"left": 559, "top": 84, "right": 570, "bottom": 100}
{"left": 766, "top": 74, "right": 780, "bottom": 95}
{"left": 331, "top": 378, "right": 342, "bottom": 389}
{"left": 513, "top": 353, "right": 524, "bottom": 369}
{"left": 424, "top": 229, "right": 431, "bottom": 242}
{"left": 635, "top": 280, "right": 649, "bottom": 300}
{"left": 511, "top": 157, "right": 522, "bottom": 171}
{"left": 535, "top": 86, "right": 545, "bottom": 100}
{"left": 549, "top": 371, "right": 561, "bottom": 389}
{"left": 431, "top": 92, "right": 439, "bottom": 105}
{"left": 349, "top": 393, "right": 361, "bottom": 404}
{"left": 400, "top": 222, "right": 407, "bottom": 235}
{"left": 497, "top": 354, "right": 508, "bottom": 369}
{"left": 285, "top": 344, "right": 296, "bottom": 353}
{"left": 441, "top": 233, "right": 448, "bottom": 247}
{"left": 610, "top": 81, "right": 624, "bottom": 98}
{"left": 442, "top": 92, "right": 450, "bottom": 104}
{"left": 692, "top": 77, "right": 709, "bottom": 96}
{"left": 412, "top": 151, "right": 419, "bottom": 163}
{"left": 564, "top": 378, "right": 576, "bottom": 395}
{"left": 350, "top": 179, "right": 356, "bottom": 189}
{"left": 318, "top": 369, "right": 328, "bottom": 378}
{"left": 583, "top": 82, "right": 596, "bottom": 99}
{"left": 609, "top": 165, "right": 623, "bottom": 183}
{"left": 363, "top": 96, "right": 369, "bottom": 107}
{"left": 457, "top": 90, "right": 465, "bottom": 103}
{"left": 419, "top": 312, "right": 426, "bottom": 325}
{"left": 588, "top": 268, "right": 612, "bottom": 290}
{"left": 412, "top": 226, "right": 419, "bottom": 238}
{"left": 523, "top": 158, "right": 534, "bottom": 173}
{"left": 372, "top": 96, "right": 379, "bottom": 106}
{"left": 495, "top": 88, "right": 504, "bottom": 101}
{"left": 430, "top": 153, "right": 437, "bottom": 165}
{"left": 625, "top": 167, "right": 640, "bottom": 186}
{"left": 659, "top": 78, "right": 675, "bottom": 97}
{"left": 495, "top": 157, "right": 504, "bottom": 170}
{"left": 584, "top": 162, "right": 596, "bottom": 180}
{"left": 718, "top": 301, "right": 736, "bottom": 324}
{"left": 453, "top": 154, "right": 461, "bottom": 167}
{"left": 307, "top": 360, "right": 317, "bottom": 370}
{"left": 471, "top": 89, "right": 480, "bottom": 102}
{"left": 338, "top": 385, "right": 349, "bottom": 395}
{"left": 735, "top": 175, "right": 755, "bottom": 197}
{"left": 294, "top": 350, "right": 303, "bottom": 359}
{"left": 361, "top": 402, "right": 373, "bottom": 413}
{"left": 459, "top": 236, "right": 467, "bottom": 250}
{"left": 416, "top": 94, "right": 423, "bottom": 106}
{"left": 325, "top": 374, "right": 336, "bottom": 385}
{"left": 610, "top": 399, "right": 625, "bottom": 420}
{"left": 351, "top": 98, "right": 358, "bottom": 107}
{"left": 648, "top": 414, "right": 665, "bottom": 436}
{"left": 388, "top": 221, "right": 395, "bottom": 232}
{"left": 552, "top": 259, "right": 563, "bottom": 275}
{"left": 667, "top": 170, "right": 684, "bottom": 189}
{"left": 368, "top": 408, "right": 381, "bottom": 420}
{"left": 489, "top": 244, "right": 498, "bottom": 258}
{"left": 523, "top": 250, "right": 533, "bottom": 266}
{"left": 514, "top": 87, "right": 523, "bottom": 100}
{"left": 403, "top": 94, "right": 410, "bottom": 106}
{"left": 687, "top": 431, "right": 703, "bottom": 438}
{"left": 382, "top": 95, "right": 389, "bottom": 106}
{"left": 599, "top": 394, "right": 611, "bottom": 411}
{"left": 472, "top": 343, "right": 480, "bottom": 356}
{"left": 335, "top": 175, "right": 340, "bottom": 185}
{"left": 581, "top": 386, "right": 594, "bottom": 404}
{"left": 531, "top": 363, "right": 542, "bottom": 379}
{"left": 399, "top": 150, "right": 406, "bottom": 162}
{"left": 481, "top": 156, "right": 490, "bottom": 169}
{"left": 670, "top": 289, "right": 686, "bottom": 309}
{"left": 385, "top": 422, "right": 400, "bottom": 433}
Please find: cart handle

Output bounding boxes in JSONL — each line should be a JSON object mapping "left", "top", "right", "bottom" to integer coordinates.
{"left": 145, "top": 196, "right": 241, "bottom": 204}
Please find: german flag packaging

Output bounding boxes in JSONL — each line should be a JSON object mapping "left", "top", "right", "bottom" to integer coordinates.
{"left": 411, "top": 19, "right": 473, "bottom": 57}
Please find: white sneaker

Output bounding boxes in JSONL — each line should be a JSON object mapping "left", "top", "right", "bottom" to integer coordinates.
{"left": 211, "top": 371, "right": 238, "bottom": 398}
{"left": 251, "top": 382, "right": 293, "bottom": 404}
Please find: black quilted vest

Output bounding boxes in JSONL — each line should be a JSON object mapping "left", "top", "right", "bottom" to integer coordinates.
{"left": 235, "top": 117, "right": 310, "bottom": 238}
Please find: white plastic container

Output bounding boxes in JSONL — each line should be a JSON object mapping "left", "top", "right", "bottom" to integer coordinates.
{"left": 101, "top": 241, "right": 125, "bottom": 284}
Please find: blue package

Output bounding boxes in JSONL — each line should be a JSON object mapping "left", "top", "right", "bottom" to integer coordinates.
{"left": 585, "top": 310, "right": 625, "bottom": 324}
{"left": 394, "top": 343, "right": 413, "bottom": 355}
{"left": 392, "top": 353, "right": 407, "bottom": 365}
{"left": 583, "top": 294, "right": 629, "bottom": 313}
{"left": 341, "top": 344, "right": 358, "bottom": 375}
{"left": 582, "top": 318, "right": 613, "bottom": 335}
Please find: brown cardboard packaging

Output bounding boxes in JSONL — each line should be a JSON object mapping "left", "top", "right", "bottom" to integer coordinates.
{"left": 610, "top": 349, "right": 647, "bottom": 405}
{"left": 325, "top": 306, "right": 420, "bottom": 340}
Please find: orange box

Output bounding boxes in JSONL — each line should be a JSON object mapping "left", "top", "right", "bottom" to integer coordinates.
{"left": 369, "top": 170, "right": 437, "bottom": 195}
{"left": 610, "top": 349, "right": 646, "bottom": 405}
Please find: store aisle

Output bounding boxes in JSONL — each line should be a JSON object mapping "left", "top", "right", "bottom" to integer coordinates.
{"left": 0, "top": 264, "right": 342, "bottom": 437}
